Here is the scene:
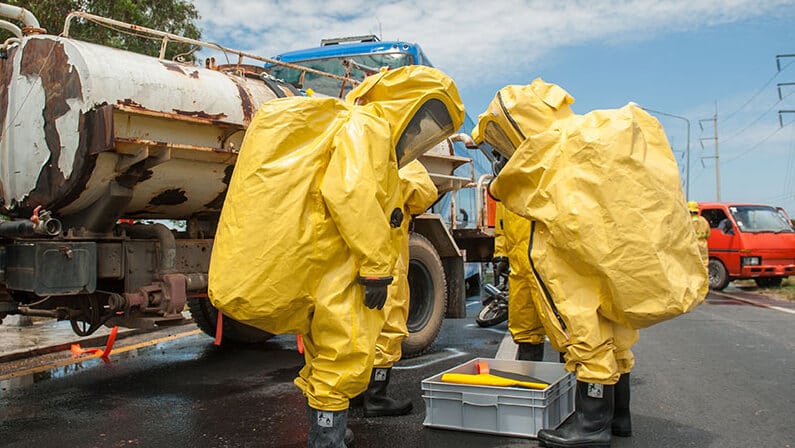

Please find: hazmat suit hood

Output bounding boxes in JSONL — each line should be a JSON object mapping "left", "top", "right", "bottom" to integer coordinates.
{"left": 346, "top": 65, "right": 466, "bottom": 167}
{"left": 488, "top": 99, "right": 707, "bottom": 330}
{"left": 472, "top": 78, "right": 574, "bottom": 157}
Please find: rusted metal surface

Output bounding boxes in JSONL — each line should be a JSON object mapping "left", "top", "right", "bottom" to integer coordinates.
{"left": 0, "top": 44, "right": 15, "bottom": 203}
{"left": 149, "top": 188, "right": 187, "bottom": 206}
{"left": 62, "top": 11, "right": 360, "bottom": 87}
{"left": 228, "top": 77, "right": 256, "bottom": 124}
{"left": 0, "top": 35, "right": 291, "bottom": 223}
{"left": 5, "top": 39, "right": 84, "bottom": 218}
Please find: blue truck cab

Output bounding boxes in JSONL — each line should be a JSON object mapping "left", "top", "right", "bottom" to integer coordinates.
{"left": 264, "top": 35, "right": 433, "bottom": 97}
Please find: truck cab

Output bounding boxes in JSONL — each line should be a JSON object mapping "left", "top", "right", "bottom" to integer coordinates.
{"left": 697, "top": 202, "right": 795, "bottom": 290}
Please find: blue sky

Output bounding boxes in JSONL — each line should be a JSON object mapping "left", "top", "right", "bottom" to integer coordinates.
{"left": 195, "top": 0, "right": 795, "bottom": 213}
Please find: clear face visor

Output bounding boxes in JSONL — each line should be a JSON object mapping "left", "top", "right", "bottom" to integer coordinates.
{"left": 483, "top": 121, "right": 517, "bottom": 158}
{"left": 395, "top": 99, "right": 455, "bottom": 167}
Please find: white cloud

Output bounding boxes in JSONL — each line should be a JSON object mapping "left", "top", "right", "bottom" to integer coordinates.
{"left": 194, "top": 0, "right": 793, "bottom": 88}
{"left": 191, "top": 0, "right": 795, "bottom": 211}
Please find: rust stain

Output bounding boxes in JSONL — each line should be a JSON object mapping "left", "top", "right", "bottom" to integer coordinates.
{"left": 0, "top": 45, "right": 17, "bottom": 208}
{"left": 159, "top": 60, "right": 187, "bottom": 75}
{"left": 118, "top": 98, "right": 144, "bottom": 108}
{"left": 203, "top": 164, "right": 235, "bottom": 209}
{"left": 228, "top": 76, "right": 255, "bottom": 125}
{"left": 138, "top": 169, "right": 154, "bottom": 183}
{"left": 172, "top": 109, "right": 228, "bottom": 121}
{"left": 85, "top": 104, "right": 114, "bottom": 154}
{"left": 16, "top": 39, "right": 85, "bottom": 218}
{"left": 150, "top": 188, "right": 188, "bottom": 206}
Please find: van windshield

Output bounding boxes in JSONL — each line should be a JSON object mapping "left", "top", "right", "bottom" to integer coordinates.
{"left": 728, "top": 205, "right": 795, "bottom": 233}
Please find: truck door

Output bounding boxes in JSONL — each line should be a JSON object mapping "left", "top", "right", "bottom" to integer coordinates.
{"left": 700, "top": 206, "right": 740, "bottom": 289}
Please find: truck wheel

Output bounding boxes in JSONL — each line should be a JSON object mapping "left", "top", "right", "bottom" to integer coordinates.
{"left": 401, "top": 233, "right": 447, "bottom": 358}
{"left": 187, "top": 296, "right": 273, "bottom": 344}
{"left": 754, "top": 277, "right": 783, "bottom": 288}
{"left": 708, "top": 259, "right": 730, "bottom": 291}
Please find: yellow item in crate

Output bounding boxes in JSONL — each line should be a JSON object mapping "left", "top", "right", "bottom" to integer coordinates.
{"left": 441, "top": 372, "right": 549, "bottom": 390}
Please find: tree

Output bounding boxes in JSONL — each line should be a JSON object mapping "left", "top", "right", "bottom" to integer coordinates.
{"left": 0, "top": 0, "right": 201, "bottom": 61}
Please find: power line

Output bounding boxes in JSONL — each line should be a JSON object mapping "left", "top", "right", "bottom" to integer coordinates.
{"left": 722, "top": 90, "right": 795, "bottom": 145}
{"left": 721, "top": 58, "right": 795, "bottom": 124}
{"left": 722, "top": 120, "right": 795, "bottom": 165}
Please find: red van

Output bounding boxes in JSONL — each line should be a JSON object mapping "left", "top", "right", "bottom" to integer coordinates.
{"left": 697, "top": 202, "right": 795, "bottom": 290}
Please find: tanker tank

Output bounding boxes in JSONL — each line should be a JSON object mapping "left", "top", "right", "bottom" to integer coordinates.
{"left": 0, "top": 34, "right": 296, "bottom": 231}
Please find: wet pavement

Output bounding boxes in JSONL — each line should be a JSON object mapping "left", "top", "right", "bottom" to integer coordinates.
{"left": 0, "top": 315, "right": 145, "bottom": 363}
{"left": 1, "top": 293, "right": 793, "bottom": 447}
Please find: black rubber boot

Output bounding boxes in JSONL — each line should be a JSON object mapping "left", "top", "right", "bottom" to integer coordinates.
{"left": 307, "top": 406, "right": 353, "bottom": 447}
{"left": 537, "top": 380, "right": 614, "bottom": 448}
{"left": 363, "top": 367, "right": 413, "bottom": 417}
{"left": 517, "top": 342, "right": 545, "bottom": 361}
{"left": 612, "top": 373, "right": 632, "bottom": 437}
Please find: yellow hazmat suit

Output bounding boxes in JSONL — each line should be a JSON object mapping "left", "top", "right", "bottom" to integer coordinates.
{"left": 689, "top": 201, "right": 711, "bottom": 268}
{"left": 495, "top": 202, "right": 547, "bottom": 346}
{"left": 208, "top": 66, "right": 464, "bottom": 411}
{"left": 478, "top": 79, "right": 707, "bottom": 384}
{"left": 374, "top": 160, "right": 438, "bottom": 367}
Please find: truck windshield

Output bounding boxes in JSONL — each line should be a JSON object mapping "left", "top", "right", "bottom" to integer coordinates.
{"left": 728, "top": 205, "right": 795, "bottom": 233}
{"left": 265, "top": 52, "right": 414, "bottom": 97}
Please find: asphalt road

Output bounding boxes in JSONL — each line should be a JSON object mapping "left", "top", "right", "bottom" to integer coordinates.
{"left": 0, "top": 293, "right": 793, "bottom": 448}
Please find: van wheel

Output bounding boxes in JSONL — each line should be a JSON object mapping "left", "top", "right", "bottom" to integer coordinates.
{"left": 187, "top": 296, "right": 273, "bottom": 344}
{"left": 401, "top": 233, "right": 447, "bottom": 358}
{"left": 754, "top": 277, "right": 783, "bottom": 288}
{"left": 708, "top": 259, "right": 730, "bottom": 291}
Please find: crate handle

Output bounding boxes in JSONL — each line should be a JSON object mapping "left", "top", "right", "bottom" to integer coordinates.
{"left": 462, "top": 393, "right": 498, "bottom": 407}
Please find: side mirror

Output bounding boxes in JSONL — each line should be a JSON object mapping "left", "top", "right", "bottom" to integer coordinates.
{"left": 718, "top": 219, "right": 734, "bottom": 235}
{"left": 448, "top": 133, "right": 479, "bottom": 149}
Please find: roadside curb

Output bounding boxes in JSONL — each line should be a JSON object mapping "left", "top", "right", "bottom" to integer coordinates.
{"left": 710, "top": 290, "right": 795, "bottom": 314}
{"left": 0, "top": 320, "right": 196, "bottom": 364}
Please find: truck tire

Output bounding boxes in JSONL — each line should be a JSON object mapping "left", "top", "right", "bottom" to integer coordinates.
{"left": 754, "top": 277, "right": 783, "bottom": 288}
{"left": 708, "top": 259, "right": 730, "bottom": 291}
{"left": 401, "top": 233, "right": 447, "bottom": 358}
{"left": 187, "top": 296, "right": 273, "bottom": 344}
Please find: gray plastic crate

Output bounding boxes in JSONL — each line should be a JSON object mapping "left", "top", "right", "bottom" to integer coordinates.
{"left": 421, "top": 357, "right": 575, "bottom": 438}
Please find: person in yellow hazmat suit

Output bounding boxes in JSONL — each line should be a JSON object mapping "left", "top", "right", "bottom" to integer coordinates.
{"left": 689, "top": 201, "right": 711, "bottom": 268}
{"left": 359, "top": 160, "right": 438, "bottom": 417}
{"left": 492, "top": 200, "right": 549, "bottom": 361}
{"left": 474, "top": 79, "right": 707, "bottom": 448}
{"left": 208, "top": 65, "right": 464, "bottom": 448}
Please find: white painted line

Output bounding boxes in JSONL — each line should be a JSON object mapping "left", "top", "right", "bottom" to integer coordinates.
{"left": 495, "top": 332, "right": 517, "bottom": 360}
{"left": 393, "top": 348, "right": 468, "bottom": 370}
{"left": 711, "top": 291, "right": 795, "bottom": 314}
{"left": 768, "top": 305, "right": 795, "bottom": 315}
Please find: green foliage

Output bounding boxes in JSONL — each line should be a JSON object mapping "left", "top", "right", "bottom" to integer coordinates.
{"left": 1, "top": 0, "right": 202, "bottom": 61}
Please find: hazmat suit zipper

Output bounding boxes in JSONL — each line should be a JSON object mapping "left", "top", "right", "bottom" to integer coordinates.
{"left": 527, "top": 220, "right": 566, "bottom": 331}
{"left": 497, "top": 91, "right": 526, "bottom": 141}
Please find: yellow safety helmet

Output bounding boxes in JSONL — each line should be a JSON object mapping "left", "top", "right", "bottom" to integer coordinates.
{"left": 346, "top": 65, "right": 465, "bottom": 167}
{"left": 687, "top": 201, "right": 699, "bottom": 213}
{"left": 472, "top": 78, "right": 575, "bottom": 157}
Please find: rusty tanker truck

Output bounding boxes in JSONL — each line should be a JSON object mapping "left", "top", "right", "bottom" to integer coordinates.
{"left": 0, "top": 5, "right": 494, "bottom": 357}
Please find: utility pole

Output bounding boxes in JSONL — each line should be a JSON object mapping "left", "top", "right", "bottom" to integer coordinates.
{"left": 778, "top": 54, "right": 795, "bottom": 127}
{"left": 699, "top": 102, "right": 720, "bottom": 201}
